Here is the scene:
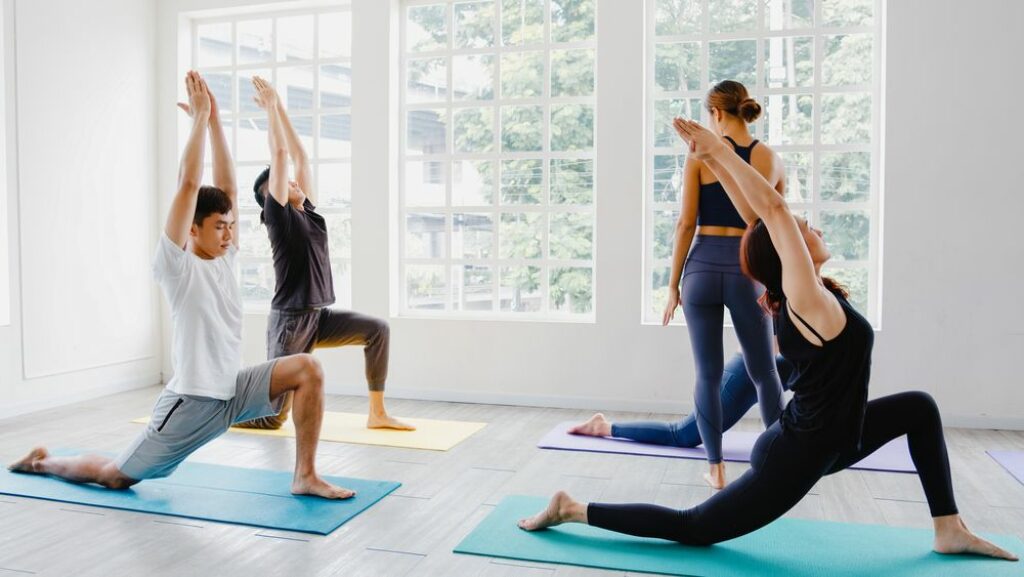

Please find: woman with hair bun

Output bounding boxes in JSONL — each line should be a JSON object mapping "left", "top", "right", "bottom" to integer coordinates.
{"left": 570, "top": 80, "right": 785, "bottom": 490}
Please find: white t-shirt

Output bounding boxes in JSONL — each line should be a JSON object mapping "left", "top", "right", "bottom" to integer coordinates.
{"left": 153, "top": 233, "right": 242, "bottom": 400}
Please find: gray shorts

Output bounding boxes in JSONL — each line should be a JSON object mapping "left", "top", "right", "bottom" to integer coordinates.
{"left": 115, "top": 359, "right": 283, "bottom": 481}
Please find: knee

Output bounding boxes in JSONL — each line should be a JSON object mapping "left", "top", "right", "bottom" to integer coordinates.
{"left": 298, "top": 354, "right": 324, "bottom": 388}
{"left": 906, "top": 391, "right": 941, "bottom": 423}
{"left": 371, "top": 319, "right": 390, "bottom": 344}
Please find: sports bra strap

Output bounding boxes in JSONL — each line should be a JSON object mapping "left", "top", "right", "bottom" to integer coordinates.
{"left": 787, "top": 302, "right": 827, "bottom": 345}
{"left": 722, "top": 135, "right": 759, "bottom": 151}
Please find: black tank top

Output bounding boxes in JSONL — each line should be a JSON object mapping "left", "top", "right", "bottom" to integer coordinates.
{"left": 775, "top": 290, "right": 873, "bottom": 450}
{"left": 696, "top": 136, "right": 757, "bottom": 229}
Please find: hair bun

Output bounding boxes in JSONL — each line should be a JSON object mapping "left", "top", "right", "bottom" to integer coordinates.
{"left": 737, "top": 98, "right": 762, "bottom": 123}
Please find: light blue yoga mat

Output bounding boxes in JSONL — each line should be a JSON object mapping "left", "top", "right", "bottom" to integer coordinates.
{"left": 455, "top": 496, "right": 1024, "bottom": 577}
{"left": 0, "top": 453, "right": 400, "bottom": 535}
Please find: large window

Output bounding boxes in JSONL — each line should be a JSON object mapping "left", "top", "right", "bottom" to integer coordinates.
{"left": 644, "top": 0, "right": 882, "bottom": 324}
{"left": 400, "top": 0, "right": 597, "bottom": 319}
{"left": 190, "top": 7, "right": 353, "bottom": 309}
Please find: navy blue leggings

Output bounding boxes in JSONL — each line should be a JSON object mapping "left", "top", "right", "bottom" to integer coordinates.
{"left": 657, "top": 235, "right": 784, "bottom": 463}
{"left": 611, "top": 353, "right": 794, "bottom": 447}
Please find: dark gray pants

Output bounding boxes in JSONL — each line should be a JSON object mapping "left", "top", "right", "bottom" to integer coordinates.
{"left": 236, "top": 308, "right": 390, "bottom": 429}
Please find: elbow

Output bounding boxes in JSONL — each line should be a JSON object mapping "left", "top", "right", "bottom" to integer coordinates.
{"left": 178, "top": 177, "right": 200, "bottom": 192}
{"left": 676, "top": 219, "right": 696, "bottom": 236}
{"left": 271, "top": 148, "right": 289, "bottom": 163}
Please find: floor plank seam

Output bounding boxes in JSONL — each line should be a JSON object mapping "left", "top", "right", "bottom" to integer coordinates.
{"left": 364, "top": 547, "right": 427, "bottom": 557}
{"left": 58, "top": 507, "right": 105, "bottom": 516}
{"left": 254, "top": 532, "right": 312, "bottom": 542}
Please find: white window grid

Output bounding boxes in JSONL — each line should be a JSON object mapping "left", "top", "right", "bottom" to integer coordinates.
{"left": 399, "top": 0, "right": 598, "bottom": 321}
{"left": 190, "top": 5, "right": 353, "bottom": 311}
{"left": 643, "top": 0, "right": 883, "bottom": 326}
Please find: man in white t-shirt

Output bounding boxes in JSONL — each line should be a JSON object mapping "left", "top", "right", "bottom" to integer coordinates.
{"left": 8, "top": 71, "right": 353, "bottom": 499}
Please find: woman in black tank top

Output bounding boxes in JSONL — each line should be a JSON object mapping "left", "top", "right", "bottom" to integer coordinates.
{"left": 516, "top": 118, "right": 1018, "bottom": 563}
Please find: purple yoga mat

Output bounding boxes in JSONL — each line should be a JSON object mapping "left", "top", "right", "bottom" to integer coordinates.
{"left": 988, "top": 451, "right": 1024, "bottom": 485}
{"left": 538, "top": 421, "right": 917, "bottom": 473}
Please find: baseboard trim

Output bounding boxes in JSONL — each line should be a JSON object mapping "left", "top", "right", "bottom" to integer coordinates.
{"left": 0, "top": 373, "right": 163, "bottom": 420}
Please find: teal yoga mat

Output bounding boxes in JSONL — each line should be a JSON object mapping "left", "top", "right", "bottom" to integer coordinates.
{"left": 455, "top": 496, "right": 1024, "bottom": 576}
{"left": 0, "top": 453, "right": 399, "bottom": 535}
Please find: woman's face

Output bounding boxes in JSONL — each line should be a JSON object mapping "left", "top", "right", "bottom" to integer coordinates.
{"left": 796, "top": 216, "right": 830, "bottom": 265}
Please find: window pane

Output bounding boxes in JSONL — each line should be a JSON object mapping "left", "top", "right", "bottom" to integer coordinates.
{"left": 821, "top": 266, "right": 868, "bottom": 314}
{"left": 820, "top": 210, "right": 869, "bottom": 260}
{"left": 319, "top": 12, "right": 352, "bottom": 59}
{"left": 821, "top": 0, "right": 872, "bottom": 27}
{"left": 239, "top": 261, "right": 275, "bottom": 304}
{"left": 453, "top": 265, "right": 495, "bottom": 311}
{"left": 453, "top": 160, "right": 495, "bottom": 206}
{"left": 323, "top": 213, "right": 352, "bottom": 258}
{"left": 408, "top": 4, "right": 448, "bottom": 53}
{"left": 277, "top": 15, "right": 314, "bottom": 61}
{"left": 453, "top": 213, "right": 494, "bottom": 259}
{"left": 653, "top": 210, "right": 679, "bottom": 259}
{"left": 709, "top": 39, "right": 757, "bottom": 86}
{"left": 320, "top": 64, "right": 352, "bottom": 108}
{"left": 237, "top": 117, "right": 271, "bottom": 162}
{"left": 198, "top": 23, "right": 232, "bottom": 68}
{"left": 238, "top": 19, "right": 272, "bottom": 64}
{"left": 763, "top": 93, "right": 813, "bottom": 144}
{"left": 318, "top": 163, "right": 352, "bottom": 208}
{"left": 551, "top": 49, "right": 595, "bottom": 97}
{"left": 406, "top": 160, "right": 446, "bottom": 206}
{"left": 453, "top": 54, "right": 495, "bottom": 101}
{"left": 406, "top": 265, "right": 448, "bottom": 310}
{"left": 778, "top": 151, "right": 812, "bottom": 202}
{"left": 453, "top": 107, "right": 495, "bottom": 153}
{"left": 709, "top": 0, "right": 758, "bottom": 33}
{"left": 551, "top": 0, "right": 595, "bottom": 43}
{"left": 651, "top": 266, "right": 673, "bottom": 319}
{"left": 501, "top": 51, "right": 545, "bottom": 98}
{"left": 820, "top": 152, "right": 870, "bottom": 201}
{"left": 551, "top": 104, "right": 593, "bottom": 151}
{"left": 653, "top": 98, "right": 702, "bottom": 147}
{"left": 407, "top": 109, "right": 447, "bottom": 155}
{"left": 766, "top": 0, "right": 814, "bottom": 30}
{"left": 501, "top": 105, "right": 544, "bottom": 152}
{"left": 765, "top": 36, "right": 813, "bottom": 88}
{"left": 550, "top": 158, "right": 593, "bottom": 205}
{"left": 501, "top": 0, "right": 544, "bottom": 46}
{"left": 822, "top": 34, "right": 872, "bottom": 86}
{"left": 237, "top": 68, "right": 271, "bottom": 114}
{"left": 204, "top": 72, "right": 233, "bottom": 116}
{"left": 821, "top": 92, "right": 870, "bottom": 144}
{"left": 499, "top": 212, "right": 543, "bottom": 259}
{"left": 500, "top": 266, "right": 542, "bottom": 312}
{"left": 406, "top": 213, "right": 447, "bottom": 258}
{"left": 237, "top": 165, "right": 268, "bottom": 210}
{"left": 278, "top": 66, "right": 315, "bottom": 112}
{"left": 238, "top": 212, "right": 271, "bottom": 258}
{"left": 655, "top": 0, "right": 701, "bottom": 36}
{"left": 653, "top": 154, "right": 685, "bottom": 203}
{"left": 319, "top": 114, "right": 351, "bottom": 159}
{"left": 407, "top": 58, "right": 448, "bottom": 104}
{"left": 454, "top": 1, "right": 496, "bottom": 49}
{"left": 549, "top": 212, "right": 593, "bottom": 260}
{"left": 550, "top": 267, "right": 592, "bottom": 314}
{"left": 501, "top": 159, "right": 543, "bottom": 204}
{"left": 655, "top": 42, "right": 701, "bottom": 92}
{"left": 331, "top": 260, "right": 353, "bottom": 309}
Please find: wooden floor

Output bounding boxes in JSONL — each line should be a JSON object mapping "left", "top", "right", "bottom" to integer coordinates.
{"left": 0, "top": 386, "right": 1022, "bottom": 576}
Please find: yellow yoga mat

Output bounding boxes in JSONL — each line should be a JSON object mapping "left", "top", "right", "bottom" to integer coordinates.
{"left": 132, "top": 412, "right": 487, "bottom": 451}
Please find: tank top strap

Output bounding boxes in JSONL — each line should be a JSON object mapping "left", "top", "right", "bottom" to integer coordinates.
{"left": 786, "top": 301, "right": 827, "bottom": 345}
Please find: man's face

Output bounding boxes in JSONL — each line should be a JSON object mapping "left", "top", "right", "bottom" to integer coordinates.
{"left": 190, "top": 212, "right": 235, "bottom": 258}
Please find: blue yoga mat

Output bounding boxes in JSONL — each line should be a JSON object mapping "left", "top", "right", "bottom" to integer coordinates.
{"left": 455, "top": 496, "right": 1024, "bottom": 577}
{"left": 0, "top": 453, "right": 400, "bottom": 535}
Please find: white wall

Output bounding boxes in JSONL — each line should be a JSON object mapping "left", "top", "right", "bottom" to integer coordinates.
{"left": 0, "top": 0, "right": 161, "bottom": 419}
{"left": 155, "top": 0, "right": 1024, "bottom": 429}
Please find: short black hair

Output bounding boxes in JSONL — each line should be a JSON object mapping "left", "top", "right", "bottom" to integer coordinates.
{"left": 194, "top": 185, "right": 232, "bottom": 226}
{"left": 253, "top": 166, "right": 271, "bottom": 223}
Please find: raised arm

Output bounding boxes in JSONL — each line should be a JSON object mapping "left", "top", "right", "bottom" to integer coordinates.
{"left": 252, "top": 76, "right": 290, "bottom": 208}
{"left": 275, "top": 98, "right": 315, "bottom": 204}
{"left": 166, "top": 72, "right": 210, "bottom": 247}
{"left": 205, "top": 76, "right": 239, "bottom": 247}
{"left": 673, "top": 118, "right": 838, "bottom": 322}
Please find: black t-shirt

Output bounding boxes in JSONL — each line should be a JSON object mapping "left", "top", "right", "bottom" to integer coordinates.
{"left": 263, "top": 197, "right": 335, "bottom": 311}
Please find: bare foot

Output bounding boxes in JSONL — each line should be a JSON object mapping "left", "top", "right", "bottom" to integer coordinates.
{"left": 703, "top": 462, "right": 726, "bottom": 490}
{"left": 568, "top": 413, "right": 612, "bottom": 437}
{"left": 518, "top": 491, "right": 583, "bottom": 531}
{"left": 8, "top": 447, "right": 48, "bottom": 474}
{"left": 291, "top": 475, "right": 356, "bottom": 500}
{"left": 935, "top": 524, "right": 1018, "bottom": 561}
{"left": 367, "top": 414, "right": 416, "bottom": 431}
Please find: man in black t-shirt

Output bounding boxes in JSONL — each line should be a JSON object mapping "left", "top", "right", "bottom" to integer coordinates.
{"left": 236, "top": 76, "right": 413, "bottom": 432}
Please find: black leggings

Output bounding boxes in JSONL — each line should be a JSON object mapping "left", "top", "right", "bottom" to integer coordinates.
{"left": 588, "top": 391, "right": 957, "bottom": 545}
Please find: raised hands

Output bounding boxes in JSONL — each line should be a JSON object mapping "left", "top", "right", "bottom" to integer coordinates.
{"left": 176, "top": 71, "right": 211, "bottom": 121}
{"left": 251, "top": 76, "right": 279, "bottom": 111}
{"left": 673, "top": 117, "right": 727, "bottom": 161}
